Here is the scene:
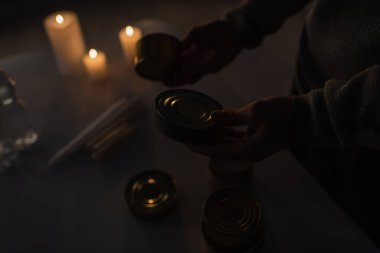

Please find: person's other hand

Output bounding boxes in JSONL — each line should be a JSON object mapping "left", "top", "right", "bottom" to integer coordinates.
{"left": 189, "top": 96, "right": 294, "bottom": 162}
{"left": 165, "top": 20, "right": 242, "bottom": 86}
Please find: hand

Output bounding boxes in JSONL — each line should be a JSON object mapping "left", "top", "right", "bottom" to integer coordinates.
{"left": 165, "top": 20, "right": 242, "bottom": 86}
{"left": 189, "top": 96, "right": 294, "bottom": 162}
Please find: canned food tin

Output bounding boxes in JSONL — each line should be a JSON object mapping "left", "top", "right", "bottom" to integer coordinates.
{"left": 155, "top": 89, "right": 223, "bottom": 144}
{"left": 202, "top": 188, "right": 264, "bottom": 252}
{"left": 125, "top": 170, "right": 178, "bottom": 220}
{"left": 135, "top": 33, "right": 181, "bottom": 82}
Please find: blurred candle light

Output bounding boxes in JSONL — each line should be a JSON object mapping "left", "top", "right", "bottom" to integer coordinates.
{"left": 55, "top": 14, "right": 64, "bottom": 24}
{"left": 89, "top": 49, "right": 98, "bottom": 58}
{"left": 126, "top": 26, "right": 134, "bottom": 37}
{"left": 44, "top": 11, "right": 86, "bottom": 76}
{"left": 83, "top": 49, "right": 108, "bottom": 82}
{"left": 119, "top": 25, "right": 142, "bottom": 67}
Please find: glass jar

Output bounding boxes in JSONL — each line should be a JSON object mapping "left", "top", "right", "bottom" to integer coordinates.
{"left": 0, "top": 70, "right": 38, "bottom": 172}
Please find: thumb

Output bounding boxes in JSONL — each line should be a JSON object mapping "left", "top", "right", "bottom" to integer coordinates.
{"left": 182, "top": 26, "right": 201, "bottom": 51}
{"left": 212, "top": 108, "right": 250, "bottom": 126}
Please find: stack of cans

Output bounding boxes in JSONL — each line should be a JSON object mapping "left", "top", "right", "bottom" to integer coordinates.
{"left": 130, "top": 39, "right": 265, "bottom": 251}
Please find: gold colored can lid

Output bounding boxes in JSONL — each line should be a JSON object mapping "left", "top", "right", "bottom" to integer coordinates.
{"left": 202, "top": 188, "right": 263, "bottom": 251}
{"left": 156, "top": 89, "right": 222, "bottom": 129}
{"left": 155, "top": 89, "right": 223, "bottom": 143}
{"left": 125, "top": 170, "right": 178, "bottom": 219}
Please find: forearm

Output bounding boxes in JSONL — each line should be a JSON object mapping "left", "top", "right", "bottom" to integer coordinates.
{"left": 292, "top": 65, "right": 380, "bottom": 150}
{"left": 224, "top": 0, "right": 312, "bottom": 49}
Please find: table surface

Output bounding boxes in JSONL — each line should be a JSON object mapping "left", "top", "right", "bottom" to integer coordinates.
{"left": 0, "top": 20, "right": 379, "bottom": 253}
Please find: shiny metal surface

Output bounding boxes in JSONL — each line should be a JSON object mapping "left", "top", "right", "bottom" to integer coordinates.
{"left": 125, "top": 170, "right": 178, "bottom": 219}
{"left": 203, "top": 188, "right": 263, "bottom": 252}
{"left": 155, "top": 89, "right": 222, "bottom": 143}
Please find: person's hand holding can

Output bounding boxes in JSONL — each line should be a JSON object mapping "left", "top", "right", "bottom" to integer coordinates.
{"left": 189, "top": 96, "right": 294, "bottom": 162}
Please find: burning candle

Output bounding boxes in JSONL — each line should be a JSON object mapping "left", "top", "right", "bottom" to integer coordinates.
{"left": 119, "top": 25, "right": 142, "bottom": 66}
{"left": 82, "top": 49, "right": 108, "bottom": 82}
{"left": 44, "top": 11, "right": 86, "bottom": 76}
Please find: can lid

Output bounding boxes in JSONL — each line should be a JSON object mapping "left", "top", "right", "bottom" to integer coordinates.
{"left": 209, "top": 159, "right": 252, "bottom": 182}
{"left": 155, "top": 89, "right": 223, "bottom": 130}
{"left": 204, "top": 188, "right": 259, "bottom": 234}
{"left": 125, "top": 170, "right": 178, "bottom": 219}
{"left": 202, "top": 188, "right": 263, "bottom": 251}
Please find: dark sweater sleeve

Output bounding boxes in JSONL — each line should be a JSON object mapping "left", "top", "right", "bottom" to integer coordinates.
{"left": 224, "top": 0, "right": 312, "bottom": 48}
{"left": 292, "top": 65, "right": 380, "bottom": 150}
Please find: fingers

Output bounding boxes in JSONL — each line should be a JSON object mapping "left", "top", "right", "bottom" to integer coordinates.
{"left": 182, "top": 45, "right": 203, "bottom": 63}
{"left": 188, "top": 125, "right": 282, "bottom": 162}
{"left": 165, "top": 22, "right": 223, "bottom": 86}
{"left": 182, "top": 26, "right": 200, "bottom": 51}
{"left": 212, "top": 108, "right": 250, "bottom": 126}
{"left": 216, "top": 127, "right": 246, "bottom": 140}
{"left": 182, "top": 21, "right": 222, "bottom": 50}
{"left": 187, "top": 97, "right": 292, "bottom": 162}
{"left": 164, "top": 45, "right": 208, "bottom": 86}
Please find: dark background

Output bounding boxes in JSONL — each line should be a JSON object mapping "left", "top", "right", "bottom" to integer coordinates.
{"left": 0, "top": 0, "right": 236, "bottom": 57}
{"left": 0, "top": 0, "right": 308, "bottom": 102}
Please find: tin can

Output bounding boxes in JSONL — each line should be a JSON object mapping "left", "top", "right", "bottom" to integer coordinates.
{"left": 202, "top": 188, "right": 264, "bottom": 252}
{"left": 209, "top": 158, "right": 253, "bottom": 190}
{"left": 155, "top": 89, "right": 223, "bottom": 144}
{"left": 125, "top": 170, "right": 178, "bottom": 220}
{"left": 135, "top": 33, "right": 181, "bottom": 82}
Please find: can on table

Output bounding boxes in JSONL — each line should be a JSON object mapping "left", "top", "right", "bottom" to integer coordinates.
{"left": 155, "top": 89, "right": 223, "bottom": 144}
{"left": 135, "top": 33, "right": 181, "bottom": 82}
{"left": 125, "top": 170, "right": 178, "bottom": 220}
{"left": 202, "top": 188, "right": 264, "bottom": 253}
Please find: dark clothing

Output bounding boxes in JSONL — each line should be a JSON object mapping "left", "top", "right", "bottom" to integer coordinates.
{"left": 225, "top": 0, "right": 380, "bottom": 247}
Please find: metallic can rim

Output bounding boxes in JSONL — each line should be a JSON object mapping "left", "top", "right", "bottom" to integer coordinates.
{"left": 125, "top": 170, "right": 178, "bottom": 219}
{"left": 202, "top": 220, "right": 264, "bottom": 253}
{"left": 155, "top": 89, "right": 223, "bottom": 130}
{"left": 203, "top": 188, "right": 262, "bottom": 234}
{"left": 202, "top": 188, "right": 264, "bottom": 251}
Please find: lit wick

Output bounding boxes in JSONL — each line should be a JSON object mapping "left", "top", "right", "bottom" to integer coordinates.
{"left": 125, "top": 26, "right": 134, "bottom": 37}
{"left": 55, "top": 14, "right": 64, "bottom": 24}
{"left": 89, "top": 48, "right": 98, "bottom": 59}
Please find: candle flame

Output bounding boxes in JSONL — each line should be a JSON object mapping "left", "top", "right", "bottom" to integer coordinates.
{"left": 147, "top": 178, "right": 156, "bottom": 184}
{"left": 125, "top": 26, "right": 134, "bottom": 37}
{"left": 56, "top": 14, "right": 64, "bottom": 24}
{"left": 89, "top": 49, "right": 98, "bottom": 59}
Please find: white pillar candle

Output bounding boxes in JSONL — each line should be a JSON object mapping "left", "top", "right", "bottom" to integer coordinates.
{"left": 44, "top": 11, "right": 86, "bottom": 76}
{"left": 83, "top": 49, "right": 108, "bottom": 82}
{"left": 118, "top": 25, "right": 142, "bottom": 66}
